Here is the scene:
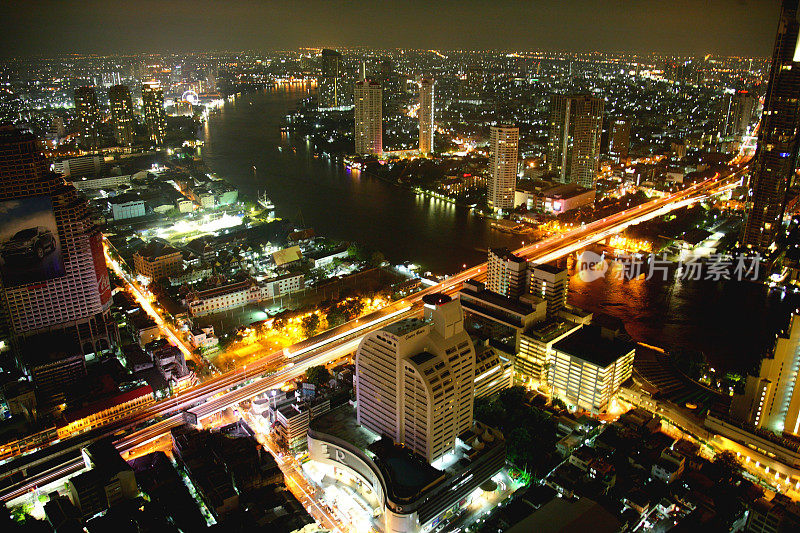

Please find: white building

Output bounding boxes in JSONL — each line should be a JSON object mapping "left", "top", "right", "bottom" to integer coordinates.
{"left": 549, "top": 325, "right": 635, "bottom": 413}
{"left": 528, "top": 263, "right": 569, "bottom": 317}
{"left": 487, "top": 247, "right": 528, "bottom": 299}
{"left": 419, "top": 79, "right": 434, "bottom": 155}
{"left": 488, "top": 125, "right": 519, "bottom": 211}
{"left": 354, "top": 80, "right": 383, "bottom": 155}
{"left": 355, "top": 293, "right": 475, "bottom": 463}
{"left": 110, "top": 197, "right": 146, "bottom": 220}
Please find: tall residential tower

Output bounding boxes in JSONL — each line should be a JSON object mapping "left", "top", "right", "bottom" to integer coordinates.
{"left": 354, "top": 80, "right": 382, "bottom": 155}
{"left": 74, "top": 86, "right": 100, "bottom": 152}
{"left": 319, "top": 49, "right": 342, "bottom": 109}
{"left": 488, "top": 125, "right": 519, "bottom": 211}
{"left": 142, "top": 81, "right": 167, "bottom": 146}
{"left": 547, "top": 94, "right": 604, "bottom": 189}
{"left": 108, "top": 85, "right": 135, "bottom": 148}
{"left": 419, "top": 79, "right": 434, "bottom": 155}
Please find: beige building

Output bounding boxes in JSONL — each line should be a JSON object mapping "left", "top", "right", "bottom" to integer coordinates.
{"left": 355, "top": 293, "right": 475, "bottom": 463}
{"left": 487, "top": 247, "right": 528, "bottom": 299}
{"left": 488, "top": 125, "right": 519, "bottom": 211}
{"left": 354, "top": 80, "right": 382, "bottom": 155}
{"left": 133, "top": 241, "right": 183, "bottom": 281}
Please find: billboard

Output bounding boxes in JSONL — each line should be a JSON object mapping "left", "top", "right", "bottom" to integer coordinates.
{"left": 90, "top": 232, "right": 111, "bottom": 305}
{"left": 0, "top": 196, "right": 66, "bottom": 287}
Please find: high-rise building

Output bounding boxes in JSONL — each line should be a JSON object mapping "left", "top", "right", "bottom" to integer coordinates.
{"left": 487, "top": 248, "right": 527, "bottom": 299}
{"left": 608, "top": 116, "right": 630, "bottom": 160}
{"left": 721, "top": 91, "right": 757, "bottom": 139}
{"left": 419, "top": 79, "right": 434, "bottom": 155}
{"left": 488, "top": 125, "right": 519, "bottom": 211}
{"left": 354, "top": 80, "right": 382, "bottom": 155}
{"left": 108, "top": 85, "right": 135, "bottom": 148}
{"left": 318, "top": 49, "right": 342, "bottom": 109}
{"left": 0, "top": 126, "right": 115, "bottom": 356}
{"left": 355, "top": 293, "right": 475, "bottom": 463}
{"left": 141, "top": 81, "right": 167, "bottom": 146}
{"left": 528, "top": 263, "right": 569, "bottom": 317}
{"left": 742, "top": 0, "right": 800, "bottom": 250}
{"left": 731, "top": 314, "right": 800, "bottom": 435}
{"left": 74, "top": 86, "right": 100, "bottom": 152}
{"left": 547, "top": 94, "right": 604, "bottom": 189}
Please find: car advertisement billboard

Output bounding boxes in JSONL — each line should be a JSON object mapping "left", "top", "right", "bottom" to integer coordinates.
{"left": 0, "top": 196, "right": 66, "bottom": 287}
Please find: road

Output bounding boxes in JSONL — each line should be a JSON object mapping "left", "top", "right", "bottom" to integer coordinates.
{"left": 0, "top": 164, "right": 747, "bottom": 504}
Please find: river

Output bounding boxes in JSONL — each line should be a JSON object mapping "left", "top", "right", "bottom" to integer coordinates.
{"left": 201, "top": 85, "right": 796, "bottom": 374}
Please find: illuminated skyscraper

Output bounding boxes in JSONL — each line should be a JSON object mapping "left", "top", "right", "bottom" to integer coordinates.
{"left": 608, "top": 116, "right": 630, "bottom": 161}
{"left": 419, "top": 78, "right": 434, "bottom": 155}
{"left": 74, "top": 86, "right": 100, "bottom": 152}
{"left": 488, "top": 125, "right": 519, "bottom": 211}
{"left": 108, "top": 85, "right": 135, "bottom": 148}
{"left": 355, "top": 294, "right": 475, "bottom": 463}
{"left": 318, "top": 49, "right": 342, "bottom": 109}
{"left": 354, "top": 80, "right": 382, "bottom": 155}
{"left": 0, "top": 125, "right": 115, "bottom": 356}
{"left": 548, "top": 94, "right": 604, "bottom": 189}
{"left": 142, "top": 81, "right": 167, "bottom": 146}
{"left": 742, "top": 0, "right": 800, "bottom": 250}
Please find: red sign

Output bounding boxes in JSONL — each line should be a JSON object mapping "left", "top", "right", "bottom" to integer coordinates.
{"left": 90, "top": 233, "right": 111, "bottom": 305}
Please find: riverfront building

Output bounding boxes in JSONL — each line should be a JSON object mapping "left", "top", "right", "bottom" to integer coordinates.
{"left": 488, "top": 125, "right": 519, "bottom": 211}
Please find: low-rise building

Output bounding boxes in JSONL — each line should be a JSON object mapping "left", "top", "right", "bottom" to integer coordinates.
{"left": 133, "top": 241, "right": 183, "bottom": 281}
{"left": 261, "top": 272, "right": 304, "bottom": 297}
{"left": 66, "top": 439, "right": 138, "bottom": 519}
{"left": 651, "top": 447, "right": 685, "bottom": 483}
{"left": 57, "top": 385, "right": 155, "bottom": 439}
{"left": 516, "top": 318, "right": 584, "bottom": 388}
{"left": 186, "top": 279, "right": 262, "bottom": 316}
{"left": 473, "top": 338, "right": 514, "bottom": 399}
{"left": 109, "top": 193, "right": 146, "bottom": 220}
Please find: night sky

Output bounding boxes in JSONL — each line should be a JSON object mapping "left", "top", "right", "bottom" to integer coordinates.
{"left": 0, "top": 0, "right": 781, "bottom": 57}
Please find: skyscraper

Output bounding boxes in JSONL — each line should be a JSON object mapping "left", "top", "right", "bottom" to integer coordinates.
{"left": 141, "top": 81, "right": 167, "bottom": 146}
{"left": 547, "top": 94, "right": 604, "bottom": 189}
{"left": 608, "top": 116, "right": 630, "bottom": 161}
{"left": 419, "top": 78, "right": 434, "bottom": 155}
{"left": 354, "top": 80, "right": 382, "bottom": 155}
{"left": 488, "top": 125, "right": 519, "bottom": 211}
{"left": 355, "top": 293, "right": 475, "bottom": 463}
{"left": 74, "top": 86, "right": 100, "bottom": 152}
{"left": 318, "top": 49, "right": 342, "bottom": 109}
{"left": 742, "top": 0, "right": 800, "bottom": 251}
{"left": 108, "top": 85, "right": 135, "bottom": 148}
{"left": 0, "top": 125, "right": 115, "bottom": 355}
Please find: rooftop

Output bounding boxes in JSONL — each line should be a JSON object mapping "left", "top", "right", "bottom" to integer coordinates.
{"left": 309, "top": 403, "right": 380, "bottom": 452}
{"left": 383, "top": 317, "right": 427, "bottom": 337}
{"left": 490, "top": 247, "right": 527, "bottom": 264}
{"left": 553, "top": 325, "right": 635, "bottom": 367}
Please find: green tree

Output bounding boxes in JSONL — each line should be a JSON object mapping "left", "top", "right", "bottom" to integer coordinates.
{"left": 305, "top": 365, "right": 332, "bottom": 388}
{"left": 301, "top": 314, "right": 320, "bottom": 337}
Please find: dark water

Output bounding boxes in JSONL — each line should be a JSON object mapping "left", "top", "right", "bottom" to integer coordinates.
{"left": 201, "top": 85, "right": 795, "bottom": 373}
{"left": 200, "top": 85, "right": 525, "bottom": 275}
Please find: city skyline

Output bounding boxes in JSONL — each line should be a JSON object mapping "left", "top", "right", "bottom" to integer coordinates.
{"left": 0, "top": 0, "right": 782, "bottom": 57}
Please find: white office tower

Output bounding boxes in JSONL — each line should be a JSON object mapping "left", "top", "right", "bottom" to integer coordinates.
{"left": 419, "top": 79, "right": 435, "bottom": 155}
{"left": 487, "top": 248, "right": 527, "bottom": 299}
{"left": 355, "top": 294, "right": 476, "bottom": 463}
{"left": 354, "top": 80, "right": 383, "bottom": 155}
{"left": 529, "top": 263, "right": 569, "bottom": 317}
{"left": 732, "top": 314, "right": 800, "bottom": 435}
{"left": 488, "top": 125, "right": 519, "bottom": 211}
